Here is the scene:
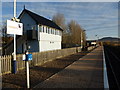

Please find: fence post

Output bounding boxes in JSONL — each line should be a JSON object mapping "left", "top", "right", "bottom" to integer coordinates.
{"left": 0, "top": 56, "right": 1, "bottom": 75}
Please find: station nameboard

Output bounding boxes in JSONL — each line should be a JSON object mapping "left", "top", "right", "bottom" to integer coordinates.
{"left": 7, "top": 20, "right": 23, "bottom": 35}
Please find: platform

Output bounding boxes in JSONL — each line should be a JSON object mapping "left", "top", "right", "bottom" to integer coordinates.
{"left": 34, "top": 46, "right": 104, "bottom": 88}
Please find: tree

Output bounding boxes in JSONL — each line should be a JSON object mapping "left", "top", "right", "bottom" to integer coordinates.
{"left": 1, "top": 22, "right": 13, "bottom": 44}
{"left": 68, "top": 20, "right": 83, "bottom": 46}
{"left": 52, "top": 13, "right": 87, "bottom": 48}
{"left": 52, "top": 13, "right": 70, "bottom": 45}
{"left": 52, "top": 13, "right": 67, "bottom": 33}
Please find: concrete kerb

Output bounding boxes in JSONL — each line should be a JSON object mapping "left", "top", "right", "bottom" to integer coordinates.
{"left": 102, "top": 46, "right": 109, "bottom": 89}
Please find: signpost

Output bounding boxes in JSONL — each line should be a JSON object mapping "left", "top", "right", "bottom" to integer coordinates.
{"left": 26, "top": 54, "right": 32, "bottom": 88}
{"left": 7, "top": 0, "right": 31, "bottom": 88}
{"left": 6, "top": 0, "right": 23, "bottom": 74}
{"left": 7, "top": 20, "right": 23, "bottom": 74}
{"left": 23, "top": 52, "right": 32, "bottom": 88}
{"left": 13, "top": 0, "right": 17, "bottom": 74}
{"left": 7, "top": 20, "right": 23, "bottom": 35}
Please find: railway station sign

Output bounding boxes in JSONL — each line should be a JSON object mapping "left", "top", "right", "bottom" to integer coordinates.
{"left": 7, "top": 20, "right": 23, "bottom": 35}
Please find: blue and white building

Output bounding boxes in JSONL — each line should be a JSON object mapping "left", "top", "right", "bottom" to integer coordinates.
{"left": 17, "top": 9, "right": 63, "bottom": 53}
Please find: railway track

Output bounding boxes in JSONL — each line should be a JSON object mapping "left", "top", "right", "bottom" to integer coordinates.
{"left": 104, "top": 46, "right": 120, "bottom": 90}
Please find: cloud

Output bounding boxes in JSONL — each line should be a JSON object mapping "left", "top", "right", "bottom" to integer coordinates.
{"left": 2, "top": 2, "right": 118, "bottom": 39}
{"left": 2, "top": 0, "right": 120, "bottom": 2}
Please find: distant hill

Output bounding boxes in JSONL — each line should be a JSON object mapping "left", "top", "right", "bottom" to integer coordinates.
{"left": 98, "top": 37, "right": 120, "bottom": 42}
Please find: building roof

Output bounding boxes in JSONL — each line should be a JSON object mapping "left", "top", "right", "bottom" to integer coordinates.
{"left": 18, "top": 9, "right": 63, "bottom": 31}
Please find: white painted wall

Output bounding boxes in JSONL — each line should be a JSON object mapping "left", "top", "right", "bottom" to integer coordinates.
{"left": 37, "top": 25, "right": 62, "bottom": 52}
{"left": 39, "top": 32, "right": 61, "bottom": 52}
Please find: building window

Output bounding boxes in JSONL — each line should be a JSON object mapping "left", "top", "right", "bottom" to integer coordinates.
{"left": 45, "top": 27, "right": 47, "bottom": 33}
{"left": 46, "top": 27, "right": 47, "bottom": 33}
{"left": 55, "top": 30, "right": 57, "bottom": 35}
{"left": 48, "top": 27, "right": 50, "bottom": 34}
{"left": 56, "top": 30, "right": 58, "bottom": 35}
{"left": 51, "top": 28, "right": 52, "bottom": 34}
{"left": 47, "top": 27, "right": 50, "bottom": 34}
{"left": 60, "top": 31, "right": 62, "bottom": 36}
{"left": 57, "top": 30, "right": 58, "bottom": 35}
{"left": 58, "top": 30, "right": 59, "bottom": 35}
{"left": 43, "top": 26, "right": 44, "bottom": 32}
{"left": 55, "top": 29, "right": 56, "bottom": 35}
{"left": 53, "top": 29, "right": 54, "bottom": 34}
{"left": 39, "top": 26, "right": 42, "bottom": 32}
{"left": 45, "top": 27, "right": 46, "bottom": 33}
{"left": 53, "top": 29, "right": 55, "bottom": 35}
{"left": 51, "top": 29, "right": 52, "bottom": 34}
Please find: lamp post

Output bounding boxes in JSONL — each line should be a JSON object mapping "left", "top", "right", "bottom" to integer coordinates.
{"left": 81, "top": 30, "right": 83, "bottom": 49}
{"left": 95, "top": 35, "right": 99, "bottom": 46}
{"left": 81, "top": 30, "right": 86, "bottom": 49}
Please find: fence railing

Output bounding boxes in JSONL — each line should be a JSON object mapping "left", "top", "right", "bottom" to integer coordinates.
{"left": 0, "top": 55, "right": 12, "bottom": 74}
{"left": 0, "top": 46, "right": 95, "bottom": 75}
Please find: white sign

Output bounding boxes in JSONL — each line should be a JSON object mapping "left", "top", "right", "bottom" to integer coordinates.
{"left": 7, "top": 20, "right": 23, "bottom": 35}
{"left": 91, "top": 42, "right": 96, "bottom": 45}
{"left": 22, "top": 54, "right": 26, "bottom": 61}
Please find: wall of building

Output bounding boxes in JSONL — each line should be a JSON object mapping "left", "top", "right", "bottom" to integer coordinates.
{"left": 17, "top": 12, "right": 39, "bottom": 53}
{"left": 20, "top": 12, "right": 38, "bottom": 31}
{"left": 38, "top": 25, "right": 62, "bottom": 52}
{"left": 17, "top": 40, "right": 39, "bottom": 53}
{"left": 19, "top": 13, "right": 62, "bottom": 53}
{"left": 39, "top": 33, "right": 61, "bottom": 52}
{"left": 17, "top": 43, "right": 23, "bottom": 54}
{"left": 27, "top": 40, "right": 39, "bottom": 52}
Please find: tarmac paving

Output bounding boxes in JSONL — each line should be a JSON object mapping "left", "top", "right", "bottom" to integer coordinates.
{"left": 34, "top": 46, "right": 104, "bottom": 88}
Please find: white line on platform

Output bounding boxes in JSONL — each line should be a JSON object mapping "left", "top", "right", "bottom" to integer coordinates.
{"left": 102, "top": 46, "right": 109, "bottom": 89}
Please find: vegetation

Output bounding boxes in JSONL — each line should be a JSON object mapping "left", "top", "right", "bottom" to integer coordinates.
{"left": 100, "top": 41, "right": 120, "bottom": 46}
{"left": 52, "top": 13, "right": 86, "bottom": 48}
{"left": 1, "top": 22, "right": 13, "bottom": 45}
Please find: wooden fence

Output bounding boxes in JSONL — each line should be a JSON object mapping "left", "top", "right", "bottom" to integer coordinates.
{"left": 0, "top": 55, "right": 12, "bottom": 74}
{"left": 0, "top": 46, "right": 95, "bottom": 75}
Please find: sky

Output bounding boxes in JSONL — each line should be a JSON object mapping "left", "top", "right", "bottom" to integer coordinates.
{"left": 1, "top": 1, "right": 119, "bottom": 40}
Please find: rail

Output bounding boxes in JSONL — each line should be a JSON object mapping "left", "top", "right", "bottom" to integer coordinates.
{"left": 104, "top": 46, "right": 120, "bottom": 90}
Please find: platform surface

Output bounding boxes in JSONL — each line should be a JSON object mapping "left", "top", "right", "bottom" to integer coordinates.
{"left": 34, "top": 46, "right": 104, "bottom": 88}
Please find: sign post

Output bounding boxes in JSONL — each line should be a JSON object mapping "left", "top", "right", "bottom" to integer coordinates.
{"left": 7, "top": 0, "right": 23, "bottom": 74}
{"left": 26, "top": 60, "right": 30, "bottom": 88}
{"left": 7, "top": 20, "right": 23, "bottom": 74}
{"left": 13, "top": 34, "right": 16, "bottom": 74}
{"left": 13, "top": 0, "right": 17, "bottom": 74}
{"left": 6, "top": 0, "right": 23, "bottom": 74}
{"left": 23, "top": 51, "right": 32, "bottom": 88}
{"left": 7, "top": 20, "right": 23, "bottom": 35}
